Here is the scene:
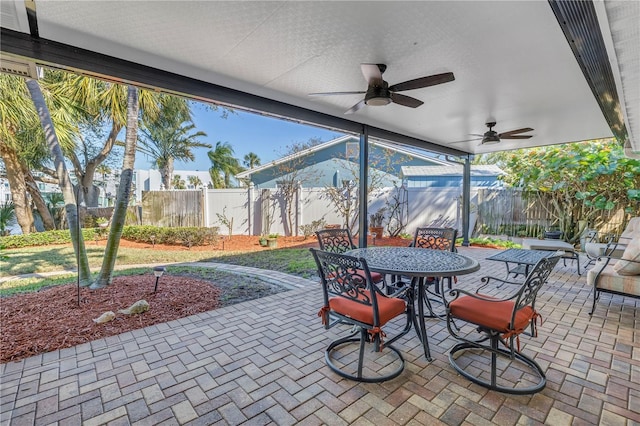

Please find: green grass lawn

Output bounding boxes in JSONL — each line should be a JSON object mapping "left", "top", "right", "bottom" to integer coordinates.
{"left": 1, "top": 244, "right": 317, "bottom": 278}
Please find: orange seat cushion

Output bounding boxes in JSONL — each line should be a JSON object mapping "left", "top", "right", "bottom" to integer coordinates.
{"left": 329, "top": 291, "right": 406, "bottom": 326}
{"left": 449, "top": 295, "right": 535, "bottom": 333}
{"left": 370, "top": 271, "right": 384, "bottom": 283}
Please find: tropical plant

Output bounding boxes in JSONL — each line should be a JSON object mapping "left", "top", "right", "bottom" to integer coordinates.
{"left": 46, "top": 71, "right": 183, "bottom": 207}
{"left": 0, "top": 72, "right": 76, "bottom": 232}
{"left": 243, "top": 152, "right": 261, "bottom": 169}
{"left": 138, "top": 100, "right": 210, "bottom": 190}
{"left": 44, "top": 192, "right": 66, "bottom": 229}
{"left": 92, "top": 86, "right": 140, "bottom": 289}
{"left": 24, "top": 77, "right": 92, "bottom": 285}
{"left": 171, "top": 174, "right": 186, "bottom": 189}
{"left": 188, "top": 175, "right": 203, "bottom": 188}
{"left": 208, "top": 141, "right": 242, "bottom": 188}
{"left": 499, "top": 139, "right": 640, "bottom": 242}
{"left": 0, "top": 202, "right": 16, "bottom": 236}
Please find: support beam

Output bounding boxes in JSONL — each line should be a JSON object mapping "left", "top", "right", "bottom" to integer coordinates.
{"left": 461, "top": 155, "right": 472, "bottom": 246}
{"left": 358, "top": 128, "right": 369, "bottom": 248}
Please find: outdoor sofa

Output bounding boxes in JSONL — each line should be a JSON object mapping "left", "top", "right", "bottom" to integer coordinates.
{"left": 586, "top": 219, "right": 640, "bottom": 314}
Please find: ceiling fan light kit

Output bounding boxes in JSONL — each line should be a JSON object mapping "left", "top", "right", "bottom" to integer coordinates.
{"left": 481, "top": 132, "right": 501, "bottom": 144}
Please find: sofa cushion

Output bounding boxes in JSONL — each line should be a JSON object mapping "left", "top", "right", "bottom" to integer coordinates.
{"left": 613, "top": 238, "right": 640, "bottom": 276}
{"left": 588, "top": 262, "right": 640, "bottom": 296}
{"left": 620, "top": 217, "right": 640, "bottom": 240}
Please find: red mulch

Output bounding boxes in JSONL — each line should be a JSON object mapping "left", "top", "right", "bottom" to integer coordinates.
{"left": 0, "top": 234, "right": 413, "bottom": 364}
{"left": 0, "top": 274, "right": 222, "bottom": 363}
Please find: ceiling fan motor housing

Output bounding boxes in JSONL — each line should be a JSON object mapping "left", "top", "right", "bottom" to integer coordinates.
{"left": 482, "top": 130, "right": 501, "bottom": 144}
{"left": 365, "top": 83, "right": 391, "bottom": 106}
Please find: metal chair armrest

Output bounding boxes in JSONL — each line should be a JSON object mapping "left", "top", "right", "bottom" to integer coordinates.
{"left": 475, "top": 275, "right": 521, "bottom": 292}
{"left": 447, "top": 287, "right": 511, "bottom": 303}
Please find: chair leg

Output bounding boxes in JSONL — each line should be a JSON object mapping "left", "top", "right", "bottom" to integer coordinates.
{"left": 325, "top": 327, "right": 405, "bottom": 383}
{"left": 448, "top": 336, "right": 546, "bottom": 395}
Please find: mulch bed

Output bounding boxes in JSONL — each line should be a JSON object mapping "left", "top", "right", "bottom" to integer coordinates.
{"left": 0, "top": 274, "right": 222, "bottom": 364}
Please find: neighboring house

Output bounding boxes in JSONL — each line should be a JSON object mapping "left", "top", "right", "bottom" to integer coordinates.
{"left": 235, "top": 135, "right": 450, "bottom": 189}
{"left": 402, "top": 165, "right": 505, "bottom": 188}
{"left": 0, "top": 178, "right": 11, "bottom": 204}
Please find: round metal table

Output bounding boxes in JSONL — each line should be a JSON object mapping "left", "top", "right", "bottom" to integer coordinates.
{"left": 346, "top": 247, "right": 480, "bottom": 361}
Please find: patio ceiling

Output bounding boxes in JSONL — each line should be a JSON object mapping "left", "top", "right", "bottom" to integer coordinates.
{"left": 0, "top": 1, "right": 637, "bottom": 156}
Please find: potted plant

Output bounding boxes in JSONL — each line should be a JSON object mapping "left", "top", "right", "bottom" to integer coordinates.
{"left": 267, "top": 233, "right": 279, "bottom": 248}
{"left": 259, "top": 235, "right": 268, "bottom": 247}
{"left": 369, "top": 208, "right": 386, "bottom": 239}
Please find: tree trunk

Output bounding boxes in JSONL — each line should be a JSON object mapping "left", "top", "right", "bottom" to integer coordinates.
{"left": 23, "top": 167, "right": 56, "bottom": 231}
{"left": 26, "top": 78, "right": 92, "bottom": 285}
{"left": 92, "top": 86, "right": 139, "bottom": 289}
{"left": 0, "top": 142, "right": 35, "bottom": 233}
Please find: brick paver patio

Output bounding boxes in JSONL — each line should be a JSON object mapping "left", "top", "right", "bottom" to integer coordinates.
{"left": 1, "top": 247, "right": 638, "bottom": 425}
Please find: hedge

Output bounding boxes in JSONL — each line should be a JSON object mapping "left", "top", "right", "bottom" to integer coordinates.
{"left": 0, "top": 226, "right": 219, "bottom": 249}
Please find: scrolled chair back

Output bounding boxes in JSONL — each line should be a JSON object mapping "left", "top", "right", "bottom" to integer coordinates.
{"left": 514, "top": 254, "right": 562, "bottom": 314}
{"left": 413, "top": 227, "right": 457, "bottom": 251}
{"left": 311, "top": 249, "right": 380, "bottom": 316}
{"left": 315, "top": 228, "right": 357, "bottom": 254}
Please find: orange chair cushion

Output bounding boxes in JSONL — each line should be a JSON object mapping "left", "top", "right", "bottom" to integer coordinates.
{"left": 449, "top": 295, "right": 536, "bottom": 333}
{"left": 329, "top": 291, "right": 406, "bottom": 326}
{"left": 370, "top": 271, "right": 384, "bottom": 283}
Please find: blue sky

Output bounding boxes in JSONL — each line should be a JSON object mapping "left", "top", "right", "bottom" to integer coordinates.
{"left": 134, "top": 105, "right": 345, "bottom": 172}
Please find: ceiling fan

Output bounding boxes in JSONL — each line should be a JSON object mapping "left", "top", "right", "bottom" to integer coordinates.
{"left": 453, "top": 121, "right": 534, "bottom": 145}
{"left": 309, "top": 63, "right": 455, "bottom": 114}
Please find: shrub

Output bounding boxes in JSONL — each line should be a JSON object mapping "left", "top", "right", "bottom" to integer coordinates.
{"left": 300, "top": 219, "right": 326, "bottom": 239}
{"left": 1, "top": 226, "right": 219, "bottom": 249}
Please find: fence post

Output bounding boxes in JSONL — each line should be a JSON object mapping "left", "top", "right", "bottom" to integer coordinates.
{"left": 202, "top": 187, "right": 208, "bottom": 227}
{"left": 296, "top": 182, "right": 303, "bottom": 236}
{"left": 248, "top": 183, "right": 254, "bottom": 235}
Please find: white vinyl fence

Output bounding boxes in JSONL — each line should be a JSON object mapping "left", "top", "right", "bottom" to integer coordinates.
{"left": 193, "top": 185, "right": 474, "bottom": 237}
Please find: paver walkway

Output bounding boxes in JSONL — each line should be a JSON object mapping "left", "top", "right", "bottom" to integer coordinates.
{"left": 1, "top": 247, "right": 639, "bottom": 425}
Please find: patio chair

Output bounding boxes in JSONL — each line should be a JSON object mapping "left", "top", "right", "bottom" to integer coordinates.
{"left": 444, "top": 254, "right": 561, "bottom": 394}
{"left": 412, "top": 227, "right": 458, "bottom": 293}
{"left": 583, "top": 217, "right": 639, "bottom": 273}
{"left": 315, "top": 228, "right": 385, "bottom": 285}
{"left": 583, "top": 229, "right": 615, "bottom": 272}
{"left": 310, "top": 248, "right": 412, "bottom": 383}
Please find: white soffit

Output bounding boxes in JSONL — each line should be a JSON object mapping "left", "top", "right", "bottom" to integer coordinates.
{"left": 5, "top": 1, "right": 620, "bottom": 155}
{"left": 596, "top": 0, "right": 639, "bottom": 153}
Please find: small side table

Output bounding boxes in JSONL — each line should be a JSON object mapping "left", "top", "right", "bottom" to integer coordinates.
{"left": 486, "top": 248, "right": 555, "bottom": 278}
{"left": 521, "top": 238, "right": 581, "bottom": 275}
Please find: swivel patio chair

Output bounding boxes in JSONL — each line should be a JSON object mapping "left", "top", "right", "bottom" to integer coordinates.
{"left": 444, "top": 254, "right": 561, "bottom": 394}
{"left": 412, "top": 227, "right": 458, "bottom": 309}
{"left": 311, "top": 248, "right": 412, "bottom": 383}
{"left": 315, "top": 228, "right": 385, "bottom": 285}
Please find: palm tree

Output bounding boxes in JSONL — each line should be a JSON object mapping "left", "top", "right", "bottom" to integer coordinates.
{"left": 243, "top": 152, "right": 261, "bottom": 169}
{"left": 0, "top": 202, "right": 16, "bottom": 236}
{"left": 171, "top": 174, "right": 186, "bottom": 189}
{"left": 0, "top": 73, "right": 74, "bottom": 232}
{"left": 44, "top": 192, "right": 66, "bottom": 229}
{"left": 208, "top": 141, "right": 242, "bottom": 188}
{"left": 95, "top": 164, "right": 111, "bottom": 185}
{"left": 138, "top": 104, "right": 210, "bottom": 190}
{"left": 92, "top": 86, "right": 140, "bottom": 289}
{"left": 188, "top": 175, "right": 203, "bottom": 188}
{"left": 25, "top": 77, "right": 92, "bottom": 285}
{"left": 50, "top": 71, "right": 173, "bottom": 207}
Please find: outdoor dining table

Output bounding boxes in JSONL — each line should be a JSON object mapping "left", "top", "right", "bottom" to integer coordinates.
{"left": 345, "top": 246, "right": 480, "bottom": 361}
